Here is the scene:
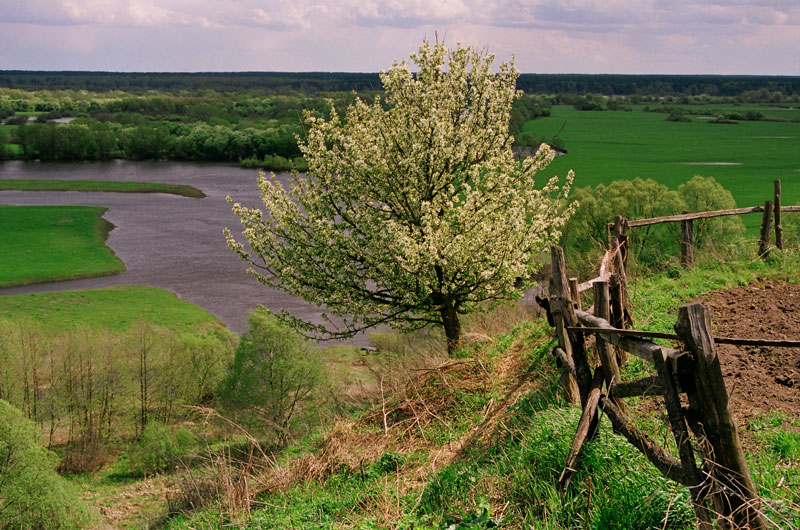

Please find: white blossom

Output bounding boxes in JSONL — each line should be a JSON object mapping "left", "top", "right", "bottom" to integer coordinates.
{"left": 225, "top": 41, "right": 574, "bottom": 351}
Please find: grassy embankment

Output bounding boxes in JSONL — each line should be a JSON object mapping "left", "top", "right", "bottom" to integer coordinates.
{"left": 525, "top": 105, "right": 800, "bottom": 211}
{"left": 0, "top": 179, "right": 205, "bottom": 198}
{"left": 0, "top": 205, "right": 125, "bottom": 287}
{"left": 0, "top": 286, "right": 221, "bottom": 333}
{"left": 154, "top": 254, "right": 800, "bottom": 530}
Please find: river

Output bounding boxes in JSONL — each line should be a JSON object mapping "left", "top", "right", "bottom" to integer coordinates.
{"left": 0, "top": 160, "right": 369, "bottom": 344}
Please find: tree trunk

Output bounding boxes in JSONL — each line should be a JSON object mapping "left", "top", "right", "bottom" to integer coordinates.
{"left": 439, "top": 298, "right": 461, "bottom": 355}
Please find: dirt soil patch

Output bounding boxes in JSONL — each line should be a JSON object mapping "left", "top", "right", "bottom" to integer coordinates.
{"left": 697, "top": 281, "right": 800, "bottom": 424}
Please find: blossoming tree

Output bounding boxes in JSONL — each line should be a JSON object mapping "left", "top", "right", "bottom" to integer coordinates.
{"left": 225, "top": 42, "right": 574, "bottom": 353}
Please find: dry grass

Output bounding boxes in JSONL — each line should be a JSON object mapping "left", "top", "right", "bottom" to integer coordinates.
{"left": 161, "top": 301, "right": 551, "bottom": 527}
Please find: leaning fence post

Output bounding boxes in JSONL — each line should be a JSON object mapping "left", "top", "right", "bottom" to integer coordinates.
{"left": 675, "top": 303, "right": 767, "bottom": 530}
{"left": 680, "top": 212, "right": 694, "bottom": 268}
{"left": 548, "top": 248, "right": 580, "bottom": 403}
{"left": 652, "top": 348, "right": 712, "bottom": 528}
{"left": 550, "top": 245, "right": 593, "bottom": 405}
{"left": 774, "top": 180, "right": 783, "bottom": 250}
{"left": 759, "top": 200, "right": 774, "bottom": 259}
{"left": 592, "top": 281, "right": 622, "bottom": 388}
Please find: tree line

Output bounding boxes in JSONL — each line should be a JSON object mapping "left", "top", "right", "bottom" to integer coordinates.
{"left": 2, "top": 71, "right": 799, "bottom": 98}
{"left": 12, "top": 120, "right": 304, "bottom": 163}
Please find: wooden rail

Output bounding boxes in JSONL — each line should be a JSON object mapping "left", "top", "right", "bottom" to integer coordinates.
{"left": 570, "top": 326, "right": 800, "bottom": 348}
{"left": 617, "top": 204, "right": 800, "bottom": 228}
{"left": 607, "top": 180, "right": 796, "bottom": 266}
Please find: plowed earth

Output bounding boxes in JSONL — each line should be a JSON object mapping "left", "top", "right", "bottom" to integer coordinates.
{"left": 698, "top": 281, "right": 800, "bottom": 424}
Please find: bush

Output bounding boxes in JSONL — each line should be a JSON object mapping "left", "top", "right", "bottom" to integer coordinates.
{"left": 220, "top": 308, "right": 328, "bottom": 447}
{"left": 666, "top": 109, "right": 691, "bottom": 122}
{"left": 678, "top": 175, "right": 744, "bottom": 254}
{"left": 127, "top": 423, "right": 196, "bottom": 477}
{"left": 562, "top": 176, "right": 745, "bottom": 273}
{"left": 0, "top": 400, "right": 92, "bottom": 529}
{"left": 562, "top": 178, "right": 684, "bottom": 271}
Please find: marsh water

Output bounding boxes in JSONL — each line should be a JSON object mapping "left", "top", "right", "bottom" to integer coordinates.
{"left": 0, "top": 160, "right": 368, "bottom": 344}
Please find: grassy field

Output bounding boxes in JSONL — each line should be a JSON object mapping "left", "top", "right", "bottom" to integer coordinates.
{"left": 0, "top": 179, "right": 206, "bottom": 198}
{"left": 0, "top": 205, "right": 125, "bottom": 287}
{"left": 0, "top": 285, "right": 221, "bottom": 333}
{"left": 525, "top": 105, "right": 800, "bottom": 208}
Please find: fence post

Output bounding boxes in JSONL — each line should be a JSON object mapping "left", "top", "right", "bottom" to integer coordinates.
{"left": 550, "top": 245, "right": 594, "bottom": 405}
{"left": 675, "top": 303, "right": 767, "bottom": 530}
{"left": 608, "top": 274, "right": 628, "bottom": 365}
{"left": 759, "top": 200, "right": 774, "bottom": 259}
{"left": 568, "top": 277, "right": 582, "bottom": 310}
{"left": 681, "top": 212, "right": 694, "bottom": 268}
{"left": 774, "top": 180, "right": 783, "bottom": 250}
{"left": 593, "top": 281, "right": 624, "bottom": 408}
{"left": 549, "top": 248, "right": 580, "bottom": 403}
{"left": 652, "top": 348, "right": 712, "bottom": 528}
{"left": 613, "top": 216, "right": 630, "bottom": 270}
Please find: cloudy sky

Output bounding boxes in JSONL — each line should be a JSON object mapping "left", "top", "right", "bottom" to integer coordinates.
{"left": 0, "top": 0, "right": 798, "bottom": 74}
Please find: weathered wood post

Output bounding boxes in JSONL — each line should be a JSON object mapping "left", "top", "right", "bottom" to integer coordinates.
{"left": 592, "top": 280, "right": 622, "bottom": 388}
{"left": 608, "top": 271, "right": 630, "bottom": 365}
{"left": 612, "top": 216, "right": 630, "bottom": 271}
{"left": 550, "top": 246, "right": 593, "bottom": 402}
{"left": 652, "top": 348, "right": 712, "bottom": 528}
{"left": 759, "top": 200, "right": 774, "bottom": 259}
{"left": 675, "top": 303, "right": 767, "bottom": 530}
{"left": 681, "top": 211, "right": 694, "bottom": 268}
{"left": 774, "top": 180, "right": 783, "bottom": 250}
{"left": 548, "top": 248, "right": 580, "bottom": 404}
{"left": 568, "top": 277, "right": 582, "bottom": 310}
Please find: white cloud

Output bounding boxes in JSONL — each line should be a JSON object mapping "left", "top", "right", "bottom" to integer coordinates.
{"left": 0, "top": 0, "right": 797, "bottom": 73}
{"left": 345, "top": 0, "right": 471, "bottom": 26}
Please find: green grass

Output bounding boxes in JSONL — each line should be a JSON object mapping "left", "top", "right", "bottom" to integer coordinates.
{"left": 0, "top": 205, "right": 125, "bottom": 287}
{"left": 0, "top": 286, "right": 221, "bottom": 333}
{"left": 0, "top": 179, "right": 206, "bottom": 198}
{"left": 525, "top": 105, "right": 800, "bottom": 209}
{"left": 3, "top": 144, "right": 22, "bottom": 156}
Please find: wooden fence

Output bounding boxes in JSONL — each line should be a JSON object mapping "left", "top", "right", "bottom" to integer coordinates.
{"left": 540, "top": 242, "right": 800, "bottom": 529}
{"left": 607, "top": 179, "right": 800, "bottom": 266}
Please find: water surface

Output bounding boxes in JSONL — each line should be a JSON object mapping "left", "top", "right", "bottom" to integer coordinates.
{"left": 0, "top": 160, "right": 367, "bottom": 343}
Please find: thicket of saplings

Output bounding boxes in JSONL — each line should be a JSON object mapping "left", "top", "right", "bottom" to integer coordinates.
{"left": 0, "top": 307, "right": 352, "bottom": 528}
{"left": 1, "top": 175, "right": 797, "bottom": 528}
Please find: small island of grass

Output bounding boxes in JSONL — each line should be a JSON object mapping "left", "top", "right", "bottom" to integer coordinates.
{"left": 0, "top": 179, "right": 206, "bottom": 198}
{"left": 0, "top": 205, "right": 125, "bottom": 287}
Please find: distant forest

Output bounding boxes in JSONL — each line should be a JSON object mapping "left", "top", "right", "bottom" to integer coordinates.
{"left": 2, "top": 70, "right": 799, "bottom": 97}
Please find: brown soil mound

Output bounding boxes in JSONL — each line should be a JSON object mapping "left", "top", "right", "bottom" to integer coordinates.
{"left": 697, "top": 281, "right": 800, "bottom": 424}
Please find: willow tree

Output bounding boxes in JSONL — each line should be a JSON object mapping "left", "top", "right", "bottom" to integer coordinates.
{"left": 226, "top": 42, "right": 574, "bottom": 353}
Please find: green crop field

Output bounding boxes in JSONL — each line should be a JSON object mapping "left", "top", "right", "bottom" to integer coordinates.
{"left": 524, "top": 105, "right": 800, "bottom": 209}
{"left": 0, "top": 205, "right": 125, "bottom": 287}
{"left": 0, "top": 286, "right": 221, "bottom": 333}
{"left": 0, "top": 179, "right": 206, "bottom": 198}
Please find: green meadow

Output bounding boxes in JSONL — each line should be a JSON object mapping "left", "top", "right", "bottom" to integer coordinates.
{"left": 525, "top": 105, "right": 800, "bottom": 208}
{"left": 0, "top": 179, "right": 206, "bottom": 198}
{"left": 0, "top": 286, "right": 221, "bottom": 333}
{"left": 0, "top": 205, "right": 125, "bottom": 287}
